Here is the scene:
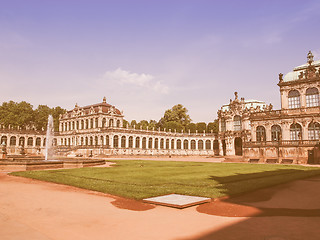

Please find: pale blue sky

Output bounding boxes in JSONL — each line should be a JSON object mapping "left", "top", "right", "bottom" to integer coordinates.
{"left": 1, "top": 0, "right": 320, "bottom": 122}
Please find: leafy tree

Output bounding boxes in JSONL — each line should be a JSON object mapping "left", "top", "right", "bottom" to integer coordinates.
{"left": 34, "top": 105, "right": 52, "bottom": 131}
{"left": 185, "top": 123, "right": 197, "bottom": 133}
{"left": 159, "top": 104, "right": 191, "bottom": 128}
{"left": 130, "top": 120, "right": 137, "bottom": 128}
{"left": 163, "top": 121, "right": 184, "bottom": 132}
{"left": 207, "top": 119, "right": 219, "bottom": 133}
{"left": 196, "top": 122, "right": 207, "bottom": 133}
{"left": 51, "top": 106, "right": 66, "bottom": 132}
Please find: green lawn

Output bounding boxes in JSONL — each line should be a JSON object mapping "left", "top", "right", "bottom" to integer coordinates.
{"left": 10, "top": 160, "right": 320, "bottom": 200}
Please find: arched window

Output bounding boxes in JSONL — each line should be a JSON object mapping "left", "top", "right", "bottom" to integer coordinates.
{"left": 191, "top": 140, "right": 196, "bottom": 149}
{"left": 109, "top": 119, "right": 114, "bottom": 127}
{"left": 85, "top": 137, "right": 88, "bottom": 145}
{"left": 148, "top": 138, "right": 153, "bottom": 149}
{"left": 171, "top": 139, "right": 175, "bottom": 149}
{"left": 234, "top": 116, "right": 242, "bottom": 131}
{"left": 198, "top": 140, "right": 203, "bottom": 150}
{"left": 160, "top": 138, "right": 164, "bottom": 149}
{"left": 220, "top": 118, "right": 226, "bottom": 132}
{"left": 76, "top": 121, "right": 79, "bottom": 130}
{"left": 10, "top": 136, "right": 16, "bottom": 146}
{"left": 36, "top": 137, "right": 41, "bottom": 146}
{"left": 90, "top": 136, "right": 93, "bottom": 145}
{"left": 256, "top": 126, "right": 266, "bottom": 142}
{"left": 142, "top": 137, "right": 146, "bottom": 149}
{"left": 184, "top": 139, "right": 188, "bottom": 149}
{"left": 19, "top": 137, "right": 25, "bottom": 146}
{"left": 53, "top": 138, "right": 57, "bottom": 146}
{"left": 306, "top": 87, "right": 319, "bottom": 107}
{"left": 116, "top": 120, "right": 120, "bottom": 127}
{"left": 206, "top": 140, "right": 211, "bottom": 150}
{"left": 81, "top": 137, "right": 84, "bottom": 145}
{"left": 154, "top": 138, "right": 159, "bottom": 149}
{"left": 271, "top": 125, "right": 281, "bottom": 141}
{"left": 113, "top": 135, "right": 119, "bottom": 148}
{"left": 95, "top": 118, "right": 99, "bottom": 128}
{"left": 135, "top": 137, "right": 140, "bottom": 148}
{"left": 121, "top": 136, "right": 126, "bottom": 148}
{"left": 290, "top": 123, "right": 302, "bottom": 140}
{"left": 95, "top": 136, "right": 98, "bottom": 145}
{"left": 86, "top": 119, "right": 89, "bottom": 129}
{"left": 100, "top": 136, "right": 104, "bottom": 145}
{"left": 81, "top": 120, "right": 84, "bottom": 129}
{"left": 166, "top": 139, "right": 169, "bottom": 149}
{"left": 129, "top": 136, "right": 133, "bottom": 148}
{"left": 90, "top": 119, "right": 94, "bottom": 129}
{"left": 27, "top": 137, "right": 33, "bottom": 146}
{"left": 177, "top": 139, "right": 181, "bottom": 149}
{"left": 106, "top": 135, "right": 109, "bottom": 146}
{"left": 1, "top": 136, "right": 7, "bottom": 145}
{"left": 102, "top": 118, "right": 106, "bottom": 127}
{"left": 308, "top": 122, "right": 320, "bottom": 140}
{"left": 288, "top": 90, "right": 300, "bottom": 109}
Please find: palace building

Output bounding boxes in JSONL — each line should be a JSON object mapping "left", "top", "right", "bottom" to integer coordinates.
{"left": 218, "top": 51, "right": 320, "bottom": 164}
{"left": 1, "top": 51, "right": 319, "bottom": 163}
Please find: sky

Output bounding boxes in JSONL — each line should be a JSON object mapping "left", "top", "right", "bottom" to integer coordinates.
{"left": 1, "top": 0, "right": 320, "bottom": 123}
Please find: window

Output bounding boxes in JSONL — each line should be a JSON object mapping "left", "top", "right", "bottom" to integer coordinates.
{"left": 10, "top": 136, "right": 17, "bottom": 146}
{"left": 234, "top": 116, "right": 242, "bottom": 131}
{"left": 148, "top": 138, "right": 153, "bottom": 149}
{"left": 160, "top": 138, "right": 164, "bottom": 149}
{"left": 308, "top": 122, "right": 320, "bottom": 140}
{"left": 256, "top": 126, "right": 266, "bottom": 142}
{"left": 191, "top": 140, "right": 196, "bottom": 149}
{"left": 306, "top": 88, "right": 319, "bottom": 107}
{"left": 290, "top": 123, "right": 302, "bottom": 140}
{"left": 113, "top": 135, "right": 119, "bottom": 148}
{"left": 177, "top": 139, "right": 181, "bottom": 149}
{"left": 206, "top": 140, "right": 211, "bottom": 150}
{"left": 220, "top": 118, "right": 226, "bottom": 132}
{"left": 198, "top": 140, "right": 204, "bottom": 150}
{"left": 271, "top": 125, "right": 281, "bottom": 141}
{"left": 121, "top": 136, "right": 126, "bottom": 148}
{"left": 27, "top": 137, "right": 33, "bottom": 146}
{"left": 183, "top": 140, "right": 188, "bottom": 149}
{"left": 154, "top": 138, "right": 159, "bottom": 149}
{"left": 288, "top": 90, "right": 300, "bottom": 109}
{"left": 142, "top": 137, "right": 146, "bottom": 149}
{"left": 129, "top": 136, "right": 133, "bottom": 148}
{"left": 135, "top": 137, "right": 140, "bottom": 148}
{"left": 36, "top": 137, "right": 41, "bottom": 146}
{"left": 171, "top": 139, "right": 175, "bottom": 149}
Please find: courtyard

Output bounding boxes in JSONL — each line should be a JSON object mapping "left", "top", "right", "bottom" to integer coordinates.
{"left": 2, "top": 158, "right": 320, "bottom": 240}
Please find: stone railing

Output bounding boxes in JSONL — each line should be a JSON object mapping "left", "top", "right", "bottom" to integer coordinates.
{"left": 244, "top": 140, "right": 319, "bottom": 148}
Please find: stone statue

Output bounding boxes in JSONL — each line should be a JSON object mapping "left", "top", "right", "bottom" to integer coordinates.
{"left": 278, "top": 73, "right": 283, "bottom": 82}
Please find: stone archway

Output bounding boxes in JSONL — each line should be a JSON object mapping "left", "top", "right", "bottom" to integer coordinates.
{"left": 234, "top": 137, "right": 243, "bottom": 156}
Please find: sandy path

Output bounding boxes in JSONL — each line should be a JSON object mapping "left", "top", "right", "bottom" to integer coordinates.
{"left": 1, "top": 170, "right": 320, "bottom": 240}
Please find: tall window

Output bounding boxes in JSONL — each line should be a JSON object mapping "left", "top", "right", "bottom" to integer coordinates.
{"left": 288, "top": 90, "right": 300, "bottom": 109}
{"left": 191, "top": 140, "right": 196, "bottom": 149}
{"left": 198, "top": 140, "right": 204, "bottom": 150}
{"left": 220, "top": 118, "right": 226, "bottom": 132}
{"left": 154, "top": 138, "right": 159, "bottom": 149}
{"left": 129, "top": 136, "right": 133, "bottom": 148}
{"left": 271, "top": 125, "right": 281, "bottom": 141}
{"left": 184, "top": 139, "right": 188, "bottom": 149}
{"left": 113, "top": 135, "right": 119, "bottom": 148}
{"left": 135, "top": 137, "right": 140, "bottom": 148}
{"left": 290, "top": 123, "right": 302, "bottom": 140}
{"left": 234, "top": 116, "right": 242, "bottom": 131}
{"left": 306, "top": 87, "right": 319, "bottom": 107}
{"left": 308, "top": 122, "right": 320, "bottom": 140}
{"left": 121, "top": 136, "right": 126, "bottom": 148}
{"left": 256, "top": 126, "right": 266, "bottom": 142}
{"left": 177, "top": 139, "right": 181, "bottom": 149}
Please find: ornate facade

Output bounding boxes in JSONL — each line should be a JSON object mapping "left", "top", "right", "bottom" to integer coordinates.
{"left": 218, "top": 51, "right": 320, "bottom": 164}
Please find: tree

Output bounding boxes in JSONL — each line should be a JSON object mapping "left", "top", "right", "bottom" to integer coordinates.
{"left": 159, "top": 104, "right": 191, "bottom": 128}
{"left": 196, "top": 122, "right": 207, "bottom": 133}
{"left": 207, "top": 119, "right": 219, "bottom": 133}
{"left": 51, "top": 106, "right": 66, "bottom": 132}
{"left": 34, "top": 105, "right": 51, "bottom": 131}
{"left": 163, "top": 121, "right": 184, "bottom": 132}
{"left": 185, "top": 123, "right": 197, "bottom": 133}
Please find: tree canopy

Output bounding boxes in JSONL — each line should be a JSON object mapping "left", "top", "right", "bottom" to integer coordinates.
{"left": 0, "top": 101, "right": 66, "bottom": 132}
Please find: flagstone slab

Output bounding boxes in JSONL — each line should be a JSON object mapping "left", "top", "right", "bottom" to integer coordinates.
{"left": 143, "top": 194, "right": 211, "bottom": 209}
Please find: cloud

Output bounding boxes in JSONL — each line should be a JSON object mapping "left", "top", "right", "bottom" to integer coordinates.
{"left": 103, "top": 68, "right": 169, "bottom": 94}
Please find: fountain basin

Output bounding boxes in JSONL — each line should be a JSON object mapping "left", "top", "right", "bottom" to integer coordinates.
{"left": 0, "top": 159, "right": 106, "bottom": 172}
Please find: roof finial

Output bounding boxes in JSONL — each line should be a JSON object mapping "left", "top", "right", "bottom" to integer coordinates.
{"left": 307, "top": 50, "right": 314, "bottom": 65}
{"left": 103, "top": 96, "right": 106, "bottom": 103}
{"left": 234, "top": 91, "right": 238, "bottom": 100}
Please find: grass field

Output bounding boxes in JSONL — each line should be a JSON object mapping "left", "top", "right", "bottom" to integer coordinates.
{"left": 10, "top": 160, "right": 320, "bottom": 200}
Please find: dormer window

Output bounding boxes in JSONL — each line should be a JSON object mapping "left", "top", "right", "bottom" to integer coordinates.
{"left": 234, "top": 115, "right": 242, "bottom": 131}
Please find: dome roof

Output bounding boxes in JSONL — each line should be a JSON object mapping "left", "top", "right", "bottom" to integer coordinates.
{"left": 282, "top": 53, "right": 320, "bottom": 82}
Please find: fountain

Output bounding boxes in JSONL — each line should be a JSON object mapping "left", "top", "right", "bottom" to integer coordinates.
{"left": 45, "top": 115, "right": 54, "bottom": 161}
